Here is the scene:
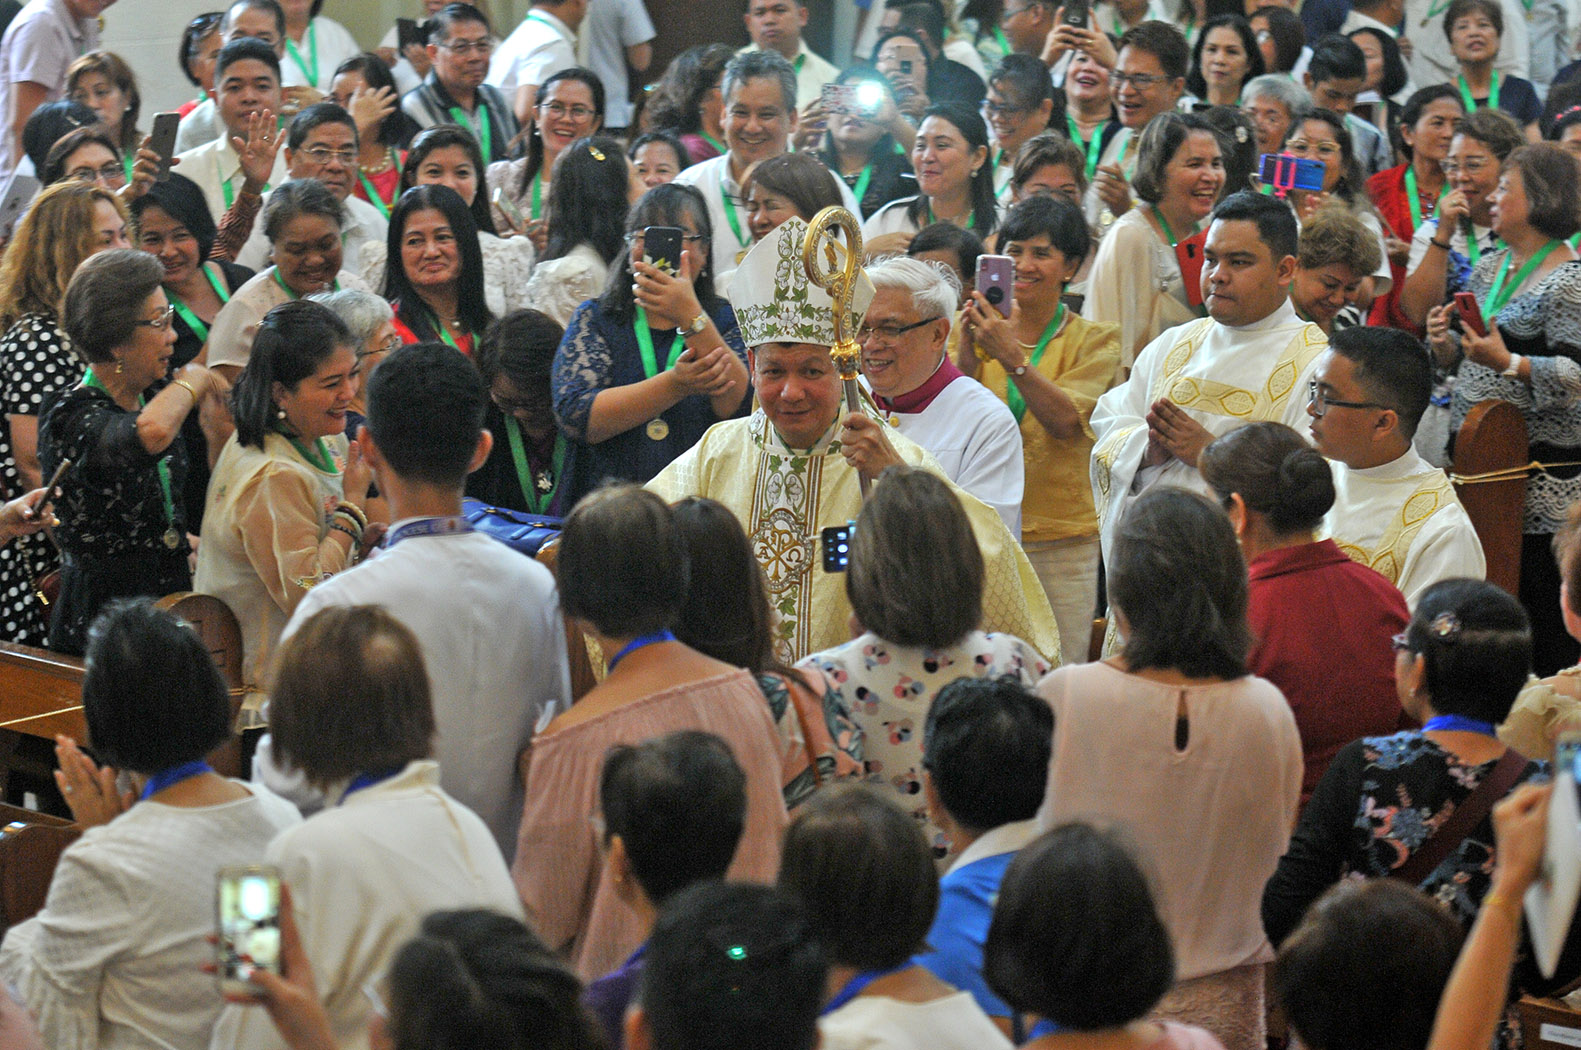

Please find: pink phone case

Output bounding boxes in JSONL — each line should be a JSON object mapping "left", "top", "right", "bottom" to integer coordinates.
{"left": 976, "top": 255, "right": 1014, "bottom": 319}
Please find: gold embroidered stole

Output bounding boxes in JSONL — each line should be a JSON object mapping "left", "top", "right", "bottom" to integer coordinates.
{"left": 1331, "top": 471, "right": 1459, "bottom": 585}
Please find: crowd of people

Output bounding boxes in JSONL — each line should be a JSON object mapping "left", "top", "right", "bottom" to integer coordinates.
{"left": 0, "top": 0, "right": 1577, "bottom": 1047}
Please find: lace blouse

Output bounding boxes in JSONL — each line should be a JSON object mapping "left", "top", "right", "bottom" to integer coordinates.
{"left": 358, "top": 231, "right": 537, "bottom": 319}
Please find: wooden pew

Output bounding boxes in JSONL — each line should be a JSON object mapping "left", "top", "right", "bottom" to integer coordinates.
{"left": 0, "top": 803, "right": 79, "bottom": 934}
{"left": 1452, "top": 399, "right": 1529, "bottom": 598}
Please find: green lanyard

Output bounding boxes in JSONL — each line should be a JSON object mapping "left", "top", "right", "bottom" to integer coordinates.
{"left": 852, "top": 163, "right": 873, "bottom": 205}
{"left": 1465, "top": 230, "right": 1503, "bottom": 267}
{"left": 429, "top": 310, "right": 471, "bottom": 351}
{"left": 1067, "top": 115, "right": 1104, "bottom": 180}
{"left": 1150, "top": 204, "right": 1195, "bottom": 247}
{"left": 719, "top": 170, "right": 750, "bottom": 249}
{"left": 926, "top": 203, "right": 974, "bottom": 228}
{"left": 285, "top": 22, "right": 318, "bottom": 87}
{"left": 1006, "top": 303, "right": 1065, "bottom": 423}
{"left": 166, "top": 263, "right": 232, "bottom": 342}
{"left": 1457, "top": 70, "right": 1499, "bottom": 112}
{"left": 1403, "top": 165, "right": 1440, "bottom": 232}
{"left": 503, "top": 415, "right": 564, "bottom": 514}
{"left": 993, "top": 26, "right": 1012, "bottom": 55}
{"left": 699, "top": 131, "right": 726, "bottom": 154}
{"left": 1482, "top": 239, "right": 1562, "bottom": 321}
{"left": 449, "top": 102, "right": 492, "bottom": 161}
{"left": 635, "top": 306, "right": 687, "bottom": 378}
{"left": 218, "top": 154, "right": 268, "bottom": 211}
{"left": 82, "top": 369, "right": 176, "bottom": 534}
{"left": 273, "top": 268, "right": 339, "bottom": 299}
{"left": 286, "top": 434, "right": 336, "bottom": 472}
{"left": 530, "top": 171, "right": 543, "bottom": 219}
{"left": 356, "top": 150, "right": 400, "bottom": 220}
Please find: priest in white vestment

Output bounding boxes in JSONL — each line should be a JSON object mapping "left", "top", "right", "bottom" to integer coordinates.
{"left": 1091, "top": 191, "right": 1328, "bottom": 574}
{"left": 1308, "top": 327, "right": 1485, "bottom": 607}
{"left": 859, "top": 255, "right": 1024, "bottom": 535}
{"left": 648, "top": 216, "right": 1060, "bottom": 665}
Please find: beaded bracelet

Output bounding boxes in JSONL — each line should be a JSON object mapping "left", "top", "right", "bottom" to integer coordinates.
{"left": 328, "top": 522, "right": 360, "bottom": 544}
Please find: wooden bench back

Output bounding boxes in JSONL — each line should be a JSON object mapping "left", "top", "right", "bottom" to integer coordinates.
{"left": 0, "top": 803, "right": 79, "bottom": 934}
{"left": 1452, "top": 399, "right": 1529, "bottom": 598}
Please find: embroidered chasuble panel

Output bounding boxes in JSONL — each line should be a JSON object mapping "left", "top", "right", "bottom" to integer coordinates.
{"left": 1330, "top": 476, "right": 1457, "bottom": 586}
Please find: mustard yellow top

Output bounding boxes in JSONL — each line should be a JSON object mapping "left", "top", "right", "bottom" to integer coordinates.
{"left": 954, "top": 311, "right": 1121, "bottom": 543}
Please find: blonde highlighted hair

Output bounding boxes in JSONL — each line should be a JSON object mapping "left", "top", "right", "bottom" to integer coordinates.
{"left": 0, "top": 181, "right": 127, "bottom": 331}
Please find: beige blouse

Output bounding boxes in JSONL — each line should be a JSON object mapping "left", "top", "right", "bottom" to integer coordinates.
{"left": 193, "top": 431, "right": 351, "bottom": 723}
{"left": 1036, "top": 661, "right": 1303, "bottom": 982}
{"left": 511, "top": 668, "right": 790, "bottom": 981}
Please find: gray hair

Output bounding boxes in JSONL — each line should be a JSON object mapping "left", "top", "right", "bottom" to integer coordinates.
{"left": 721, "top": 50, "right": 797, "bottom": 116}
{"left": 866, "top": 254, "right": 960, "bottom": 320}
{"left": 262, "top": 178, "right": 346, "bottom": 242}
{"left": 1243, "top": 75, "right": 1311, "bottom": 122}
{"left": 308, "top": 288, "right": 392, "bottom": 347}
{"left": 62, "top": 249, "right": 165, "bottom": 364}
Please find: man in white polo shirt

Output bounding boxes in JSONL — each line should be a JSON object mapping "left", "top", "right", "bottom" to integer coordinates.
{"left": 488, "top": 0, "right": 585, "bottom": 125}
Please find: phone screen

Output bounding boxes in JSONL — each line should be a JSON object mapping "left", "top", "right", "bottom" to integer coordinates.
{"left": 821, "top": 524, "right": 853, "bottom": 572}
{"left": 643, "top": 226, "right": 684, "bottom": 277}
{"left": 216, "top": 866, "right": 282, "bottom": 994}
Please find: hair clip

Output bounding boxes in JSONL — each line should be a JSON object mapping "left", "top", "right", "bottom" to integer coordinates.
{"left": 1428, "top": 611, "right": 1462, "bottom": 641}
{"left": 1560, "top": 105, "right": 1581, "bottom": 120}
{"left": 588, "top": 145, "right": 606, "bottom": 161}
{"left": 1234, "top": 125, "right": 1249, "bottom": 144}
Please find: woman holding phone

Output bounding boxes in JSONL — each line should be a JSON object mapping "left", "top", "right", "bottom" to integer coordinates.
{"left": 551, "top": 183, "right": 749, "bottom": 506}
{"left": 487, "top": 68, "right": 605, "bottom": 254}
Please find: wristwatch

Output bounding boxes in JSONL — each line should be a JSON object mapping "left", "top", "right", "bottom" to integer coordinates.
{"left": 1503, "top": 353, "right": 1524, "bottom": 378}
{"left": 1011, "top": 360, "right": 1029, "bottom": 377}
{"left": 686, "top": 312, "right": 708, "bottom": 335}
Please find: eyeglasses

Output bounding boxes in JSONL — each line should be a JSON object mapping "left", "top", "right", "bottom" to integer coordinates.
{"left": 299, "top": 145, "right": 358, "bottom": 165}
{"left": 1307, "top": 378, "right": 1384, "bottom": 417}
{"left": 356, "top": 335, "right": 403, "bottom": 361}
{"left": 539, "top": 101, "right": 597, "bottom": 121}
{"left": 492, "top": 387, "right": 551, "bottom": 414}
{"left": 980, "top": 99, "right": 1030, "bottom": 117}
{"left": 68, "top": 163, "right": 125, "bottom": 184}
{"left": 857, "top": 315, "right": 941, "bottom": 342}
{"left": 136, "top": 307, "right": 177, "bottom": 331}
{"left": 1285, "top": 139, "right": 1342, "bottom": 158}
{"left": 1111, "top": 71, "right": 1173, "bottom": 90}
{"left": 436, "top": 37, "right": 493, "bottom": 55}
{"left": 1442, "top": 157, "right": 1493, "bottom": 176}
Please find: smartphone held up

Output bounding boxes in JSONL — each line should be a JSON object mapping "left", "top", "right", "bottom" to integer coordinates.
{"left": 216, "top": 865, "right": 283, "bottom": 997}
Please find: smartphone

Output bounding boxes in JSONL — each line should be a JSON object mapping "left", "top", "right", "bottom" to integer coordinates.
{"left": 977, "top": 254, "right": 1014, "bottom": 319}
{"left": 899, "top": 59, "right": 913, "bottom": 75}
{"left": 821, "top": 523, "right": 853, "bottom": 572}
{"left": 821, "top": 83, "right": 853, "bottom": 115}
{"left": 0, "top": 172, "right": 36, "bottom": 241}
{"left": 643, "top": 225, "right": 684, "bottom": 277}
{"left": 147, "top": 112, "right": 181, "bottom": 183}
{"left": 396, "top": 16, "right": 424, "bottom": 51}
{"left": 1062, "top": 0, "right": 1090, "bottom": 28}
{"left": 1454, "top": 291, "right": 1487, "bottom": 337}
{"left": 853, "top": 79, "right": 886, "bottom": 116}
{"left": 1257, "top": 153, "right": 1325, "bottom": 195}
{"left": 490, "top": 186, "right": 526, "bottom": 233}
{"left": 216, "top": 865, "right": 283, "bottom": 997}
{"left": 32, "top": 457, "right": 70, "bottom": 520}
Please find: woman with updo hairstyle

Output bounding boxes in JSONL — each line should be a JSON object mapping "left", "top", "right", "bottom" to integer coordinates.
{"left": 0, "top": 599, "right": 298, "bottom": 1050}
{"left": 777, "top": 785, "right": 1011, "bottom": 1050}
{"left": 1200, "top": 421, "right": 1409, "bottom": 804}
{"left": 1036, "top": 486, "right": 1302, "bottom": 1050}
{"left": 1263, "top": 578, "right": 1581, "bottom": 1026}
{"left": 512, "top": 484, "right": 790, "bottom": 983}
{"left": 985, "top": 823, "right": 1226, "bottom": 1050}
{"left": 0, "top": 181, "right": 129, "bottom": 646}
{"left": 798, "top": 467, "right": 1049, "bottom": 859}
{"left": 38, "top": 250, "right": 227, "bottom": 653}
{"left": 194, "top": 299, "right": 371, "bottom": 727}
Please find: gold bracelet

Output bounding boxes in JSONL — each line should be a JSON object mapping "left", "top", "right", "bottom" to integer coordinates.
{"left": 170, "top": 379, "right": 199, "bottom": 401}
{"left": 1482, "top": 889, "right": 1519, "bottom": 913}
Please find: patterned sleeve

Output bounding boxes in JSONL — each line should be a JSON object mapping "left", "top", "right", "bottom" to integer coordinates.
{"left": 524, "top": 252, "right": 607, "bottom": 328}
{"left": 212, "top": 192, "right": 264, "bottom": 263}
{"left": 551, "top": 301, "right": 614, "bottom": 442}
{"left": 47, "top": 395, "right": 158, "bottom": 489}
{"left": 0, "top": 319, "right": 73, "bottom": 417}
{"left": 1529, "top": 272, "right": 1581, "bottom": 413}
{"left": 487, "top": 232, "right": 539, "bottom": 313}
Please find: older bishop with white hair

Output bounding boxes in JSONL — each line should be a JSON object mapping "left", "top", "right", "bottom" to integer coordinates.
{"left": 859, "top": 256, "right": 1024, "bottom": 535}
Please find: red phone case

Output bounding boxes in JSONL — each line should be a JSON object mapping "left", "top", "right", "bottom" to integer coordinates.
{"left": 1455, "top": 292, "right": 1487, "bottom": 337}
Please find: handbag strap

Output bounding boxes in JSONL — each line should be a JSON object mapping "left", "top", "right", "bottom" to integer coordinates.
{"left": 1391, "top": 746, "right": 1528, "bottom": 886}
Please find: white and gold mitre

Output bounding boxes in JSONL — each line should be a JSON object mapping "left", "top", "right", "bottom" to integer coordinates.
{"left": 727, "top": 215, "right": 876, "bottom": 348}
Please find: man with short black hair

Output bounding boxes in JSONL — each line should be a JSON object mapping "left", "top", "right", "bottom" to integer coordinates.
{"left": 402, "top": 1, "right": 520, "bottom": 164}
{"left": 1303, "top": 34, "right": 1391, "bottom": 177}
{"left": 738, "top": 0, "right": 840, "bottom": 109}
{"left": 1092, "top": 191, "right": 1327, "bottom": 577}
{"left": 1308, "top": 327, "right": 1484, "bottom": 606}
{"left": 260, "top": 341, "right": 572, "bottom": 856}
{"left": 627, "top": 882, "right": 826, "bottom": 1050}
{"left": 488, "top": 0, "right": 586, "bottom": 126}
{"left": 915, "top": 676, "right": 1052, "bottom": 1038}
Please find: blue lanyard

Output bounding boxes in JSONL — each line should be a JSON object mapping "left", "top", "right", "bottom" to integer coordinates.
{"left": 342, "top": 768, "right": 403, "bottom": 802}
{"left": 384, "top": 515, "right": 474, "bottom": 548}
{"left": 821, "top": 963, "right": 911, "bottom": 1015}
{"left": 1423, "top": 714, "right": 1498, "bottom": 736}
{"left": 139, "top": 760, "right": 212, "bottom": 800}
{"left": 607, "top": 630, "right": 676, "bottom": 673}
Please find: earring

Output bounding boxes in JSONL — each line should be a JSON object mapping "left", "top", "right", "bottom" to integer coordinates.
{"left": 276, "top": 406, "right": 287, "bottom": 422}
{"left": 114, "top": 360, "right": 124, "bottom": 375}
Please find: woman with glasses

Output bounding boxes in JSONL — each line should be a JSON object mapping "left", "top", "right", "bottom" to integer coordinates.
{"left": 487, "top": 68, "right": 605, "bottom": 254}
{"left": 1446, "top": 144, "right": 1581, "bottom": 676}
{"left": 177, "top": 12, "right": 223, "bottom": 122}
{"left": 521, "top": 136, "right": 632, "bottom": 328}
{"left": 983, "top": 55, "right": 1054, "bottom": 202}
{"left": 129, "top": 174, "right": 255, "bottom": 531}
{"left": 308, "top": 288, "right": 397, "bottom": 440}
{"left": 0, "top": 182, "right": 128, "bottom": 646}
{"left": 1185, "top": 15, "right": 1265, "bottom": 109}
{"left": 469, "top": 309, "right": 568, "bottom": 516}
{"left": 872, "top": 29, "right": 934, "bottom": 129}
{"left": 864, "top": 101, "right": 1000, "bottom": 254}
{"left": 383, "top": 184, "right": 495, "bottom": 354}
{"left": 551, "top": 183, "right": 749, "bottom": 505}
{"left": 808, "top": 69, "right": 916, "bottom": 221}
{"left": 40, "top": 126, "right": 154, "bottom": 203}
{"left": 1086, "top": 111, "right": 1223, "bottom": 373}
{"left": 37, "top": 251, "right": 227, "bottom": 652}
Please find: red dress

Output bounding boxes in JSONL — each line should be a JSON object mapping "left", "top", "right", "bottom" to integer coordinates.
{"left": 351, "top": 151, "right": 403, "bottom": 218}
{"left": 1246, "top": 539, "right": 1411, "bottom": 806}
{"left": 392, "top": 308, "right": 475, "bottom": 356}
{"left": 1366, "top": 163, "right": 1436, "bottom": 335}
